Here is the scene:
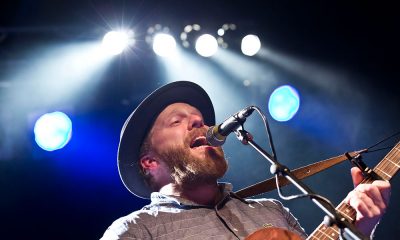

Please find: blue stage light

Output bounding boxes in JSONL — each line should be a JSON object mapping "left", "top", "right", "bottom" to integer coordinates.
{"left": 268, "top": 85, "right": 300, "bottom": 122}
{"left": 34, "top": 111, "right": 72, "bottom": 151}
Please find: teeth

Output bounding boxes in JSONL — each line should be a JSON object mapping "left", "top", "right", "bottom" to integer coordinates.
{"left": 191, "top": 136, "right": 208, "bottom": 148}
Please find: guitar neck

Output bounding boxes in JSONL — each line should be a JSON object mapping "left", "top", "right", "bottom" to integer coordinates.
{"left": 307, "top": 141, "right": 400, "bottom": 240}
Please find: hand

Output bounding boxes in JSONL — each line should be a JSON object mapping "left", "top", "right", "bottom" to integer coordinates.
{"left": 344, "top": 167, "right": 391, "bottom": 236}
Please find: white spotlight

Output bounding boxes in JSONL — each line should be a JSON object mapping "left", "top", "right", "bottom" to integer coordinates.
{"left": 195, "top": 34, "right": 218, "bottom": 57}
{"left": 241, "top": 34, "right": 261, "bottom": 56}
{"left": 153, "top": 33, "right": 177, "bottom": 57}
{"left": 102, "top": 30, "right": 131, "bottom": 56}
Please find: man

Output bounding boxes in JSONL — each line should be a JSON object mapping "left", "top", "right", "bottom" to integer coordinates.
{"left": 102, "top": 81, "right": 390, "bottom": 239}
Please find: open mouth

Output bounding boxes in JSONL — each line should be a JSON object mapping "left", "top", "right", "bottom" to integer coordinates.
{"left": 190, "top": 136, "right": 210, "bottom": 148}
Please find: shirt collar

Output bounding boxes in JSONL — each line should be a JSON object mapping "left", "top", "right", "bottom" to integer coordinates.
{"left": 149, "top": 182, "right": 234, "bottom": 208}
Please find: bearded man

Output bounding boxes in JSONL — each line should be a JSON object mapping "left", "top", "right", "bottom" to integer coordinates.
{"left": 101, "top": 81, "right": 390, "bottom": 239}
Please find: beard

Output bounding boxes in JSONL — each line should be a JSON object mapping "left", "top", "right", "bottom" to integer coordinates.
{"left": 154, "top": 129, "right": 228, "bottom": 189}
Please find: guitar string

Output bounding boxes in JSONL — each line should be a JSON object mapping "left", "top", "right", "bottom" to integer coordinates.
{"left": 315, "top": 228, "right": 335, "bottom": 240}
{"left": 374, "top": 143, "right": 400, "bottom": 179}
{"left": 309, "top": 172, "right": 373, "bottom": 239}
{"left": 380, "top": 146, "right": 398, "bottom": 176}
{"left": 387, "top": 146, "right": 400, "bottom": 175}
{"left": 377, "top": 147, "right": 399, "bottom": 179}
{"left": 308, "top": 142, "right": 400, "bottom": 240}
{"left": 373, "top": 146, "right": 396, "bottom": 179}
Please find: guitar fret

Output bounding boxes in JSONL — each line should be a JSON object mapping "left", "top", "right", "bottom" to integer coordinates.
{"left": 309, "top": 222, "right": 341, "bottom": 240}
{"left": 338, "top": 203, "right": 357, "bottom": 218}
{"left": 316, "top": 228, "right": 335, "bottom": 240}
{"left": 387, "top": 158, "right": 400, "bottom": 168}
{"left": 384, "top": 150, "right": 400, "bottom": 164}
{"left": 374, "top": 167, "right": 392, "bottom": 179}
{"left": 306, "top": 141, "right": 400, "bottom": 240}
{"left": 377, "top": 163, "right": 395, "bottom": 179}
{"left": 337, "top": 209, "right": 354, "bottom": 222}
{"left": 388, "top": 147, "right": 400, "bottom": 161}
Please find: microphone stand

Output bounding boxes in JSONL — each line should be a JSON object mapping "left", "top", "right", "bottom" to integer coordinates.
{"left": 234, "top": 128, "right": 368, "bottom": 240}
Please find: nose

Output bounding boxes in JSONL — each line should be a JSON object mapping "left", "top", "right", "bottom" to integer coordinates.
{"left": 188, "top": 114, "right": 204, "bottom": 130}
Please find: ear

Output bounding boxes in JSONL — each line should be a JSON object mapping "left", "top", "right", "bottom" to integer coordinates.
{"left": 140, "top": 155, "right": 159, "bottom": 171}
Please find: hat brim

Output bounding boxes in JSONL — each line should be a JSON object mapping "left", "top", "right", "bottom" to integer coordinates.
{"left": 118, "top": 81, "right": 215, "bottom": 199}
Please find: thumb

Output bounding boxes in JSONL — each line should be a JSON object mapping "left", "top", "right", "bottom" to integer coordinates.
{"left": 351, "top": 167, "right": 364, "bottom": 187}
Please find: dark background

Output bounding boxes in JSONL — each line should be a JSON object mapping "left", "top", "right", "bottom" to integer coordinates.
{"left": 1, "top": 1, "right": 399, "bottom": 239}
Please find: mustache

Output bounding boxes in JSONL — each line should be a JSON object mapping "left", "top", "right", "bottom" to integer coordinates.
{"left": 184, "top": 127, "right": 208, "bottom": 146}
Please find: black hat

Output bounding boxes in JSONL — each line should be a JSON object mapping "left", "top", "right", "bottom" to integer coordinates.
{"left": 118, "top": 81, "right": 215, "bottom": 198}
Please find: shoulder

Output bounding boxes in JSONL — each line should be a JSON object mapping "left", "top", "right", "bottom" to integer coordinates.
{"left": 246, "top": 197, "right": 298, "bottom": 219}
{"left": 100, "top": 208, "right": 156, "bottom": 240}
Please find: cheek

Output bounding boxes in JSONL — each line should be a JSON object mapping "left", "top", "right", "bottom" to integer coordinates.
{"left": 151, "top": 130, "right": 186, "bottom": 153}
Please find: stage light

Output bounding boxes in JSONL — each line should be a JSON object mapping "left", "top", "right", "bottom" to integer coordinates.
{"left": 241, "top": 34, "right": 261, "bottom": 56}
{"left": 268, "top": 85, "right": 300, "bottom": 122}
{"left": 195, "top": 34, "right": 218, "bottom": 57}
{"left": 180, "top": 24, "right": 201, "bottom": 48}
{"left": 216, "top": 23, "right": 237, "bottom": 49}
{"left": 34, "top": 111, "right": 72, "bottom": 151}
{"left": 102, "top": 30, "right": 132, "bottom": 56}
{"left": 152, "top": 33, "right": 177, "bottom": 57}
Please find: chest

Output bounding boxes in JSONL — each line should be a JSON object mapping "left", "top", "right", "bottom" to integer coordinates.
{"left": 139, "top": 201, "right": 291, "bottom": 240}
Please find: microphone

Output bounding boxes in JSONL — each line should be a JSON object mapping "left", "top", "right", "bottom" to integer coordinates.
{"left": 206, "top": 106, "right": 255, "bottom": 146}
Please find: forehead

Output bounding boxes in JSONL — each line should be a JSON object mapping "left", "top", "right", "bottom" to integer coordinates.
{"left": 144, "top": 102, "right": 204, "bottom": 140}
{"left": 157, "top": 102, "right": 202, "bottom": 120}
{"left": 147, "top": 103, "right": 202, "bottom": 135}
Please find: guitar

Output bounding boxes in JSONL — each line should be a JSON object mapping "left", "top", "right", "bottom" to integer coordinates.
{"left": 245, "top": 141, "right": 400, "bottom": 240}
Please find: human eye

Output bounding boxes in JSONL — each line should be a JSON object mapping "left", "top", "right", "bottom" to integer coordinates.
{"left": 169, "top": 117, "right": 181, "bottom": 126}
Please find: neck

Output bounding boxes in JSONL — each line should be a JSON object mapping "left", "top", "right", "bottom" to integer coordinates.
{"left": 159, "top": 181, "right": 222, "bottom": 206}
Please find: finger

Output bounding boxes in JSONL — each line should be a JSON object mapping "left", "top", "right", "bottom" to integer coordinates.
{"left": 372, "top": 180, "right": 391, "bottom": 205}
{"left": 355, "top": 183, "right": 386, "bottom": 210}
{"left": 351, "top": 167, "right": 364, "bottom": 187}
{"left": 347, "top": 190, "right": 381, "bottom": 219}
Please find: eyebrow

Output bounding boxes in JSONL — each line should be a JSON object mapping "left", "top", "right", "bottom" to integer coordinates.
{"left": 166, "top": 109, "right": 182, "bottom": 119}
{"left": 162, "top": 109, "right": 183, "bottom": 126}
{"left": 165, "top": 108, "right": 202, "bottom": 121}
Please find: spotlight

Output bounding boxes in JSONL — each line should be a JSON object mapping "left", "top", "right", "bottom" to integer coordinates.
{"left": 146, "top": 24, "right": 177, "bottom": 57}
{"left": 268, "top": 85, "right": 300, "bottom": 122}
{"left": 195, "top": 34, "right": 218, "bottom": 57}
{"left": 152, "top": 33, "right": 177, "bottom": 57}
{"left": 241, "top": 34, "right": 261, "bottom": 56}
{"left": 180, "top": 24, "right": 201, "bottom": 48}
{"left": 216, "top": 23, "right": 237, "bottom": 49}
{"left": 34, "top": 111, "right": 72, "bottom": 151}
{"left": 102, "top": 30, "right": 133, "bottom": 56}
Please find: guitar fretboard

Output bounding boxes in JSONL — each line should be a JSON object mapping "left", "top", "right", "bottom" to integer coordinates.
{"left": 307, "top": 142, "right": 400, "bottom": 240}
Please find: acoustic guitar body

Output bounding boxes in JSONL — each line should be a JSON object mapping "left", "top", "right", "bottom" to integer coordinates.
{"left": 246, "top": 227, "right": 304, "bottom": 240}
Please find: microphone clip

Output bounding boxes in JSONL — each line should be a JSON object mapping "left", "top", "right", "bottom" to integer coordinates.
{"left": 235, "top": 128, "right": 254, "bottom": 145}
{"left": 206, "top": 106, "right": 255, "bottom": 147}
